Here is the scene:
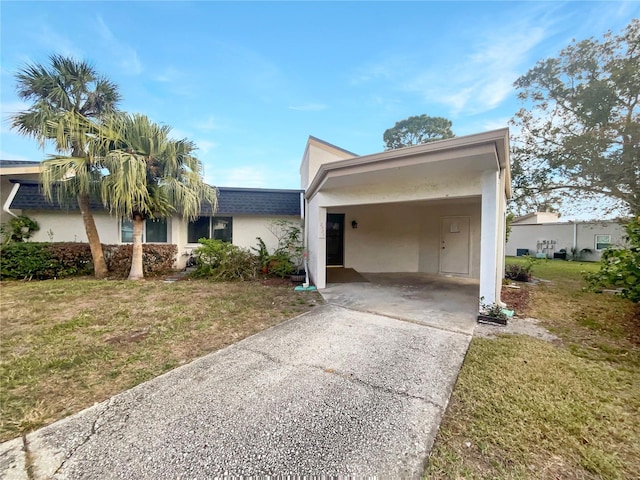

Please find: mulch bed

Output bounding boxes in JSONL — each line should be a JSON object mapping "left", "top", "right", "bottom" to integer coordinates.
{"left": 501, "top": 284, "right": 531, "bottom": 317}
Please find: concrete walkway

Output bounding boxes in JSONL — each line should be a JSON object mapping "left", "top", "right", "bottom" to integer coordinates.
{"left": 1, "top": 278, "right": 476, "bottom": 479}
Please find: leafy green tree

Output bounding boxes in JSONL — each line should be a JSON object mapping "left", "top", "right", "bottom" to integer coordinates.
{"left": 11, "top": 54, "right": 121, "bottom": 278}
{"left": 98, "top": 113, "right": 217, "bottom": 280}
{"left": 383, "top": 114, "right": 454, "bottom": 150}
{"left": 511, "top": 19, "right": 640, "bottom": 217}
{"left": 586, "top": 218, "right": 640, "bottom": 303}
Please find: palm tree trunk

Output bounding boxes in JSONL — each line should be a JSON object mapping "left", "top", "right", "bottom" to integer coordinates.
{"left": 77, "top": 193, "right": 109, "bottom": 279}
{"left": 128, "top": 214, "right": 145, "bottom": 281}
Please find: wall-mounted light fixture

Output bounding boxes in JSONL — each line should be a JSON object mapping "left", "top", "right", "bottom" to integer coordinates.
{"left": 351, "top": 220, "right": 358, "bottom": 229}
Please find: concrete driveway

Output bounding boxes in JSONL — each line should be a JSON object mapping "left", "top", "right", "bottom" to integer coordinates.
{"left": 1, "top": 276, "right": 476, "bottom": 479}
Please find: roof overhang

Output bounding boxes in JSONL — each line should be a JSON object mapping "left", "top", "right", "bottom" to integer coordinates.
{"left": 305, "top": 128, "right": 511, "bottom": 199}
{"left": 0, "top": 164, "right": 41, "bottom": 176}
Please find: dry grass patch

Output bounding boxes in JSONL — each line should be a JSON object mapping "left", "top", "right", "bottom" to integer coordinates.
{"left": 0, "top": 278, "right": 322, "bottom": 442}
{"left": 425, "top": 258, "right": 640, "bottom": 479}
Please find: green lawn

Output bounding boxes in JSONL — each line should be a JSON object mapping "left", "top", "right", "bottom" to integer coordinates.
{"left": 425, "top": 258, "right": 640, "bottom": 479}
{"left": 0, "top": 278, "right": 322, "bottom": 442}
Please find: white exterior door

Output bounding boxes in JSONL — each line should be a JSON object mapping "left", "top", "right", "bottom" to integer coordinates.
{"left": 440, "top": 216, "right": 470, "bottom": 275}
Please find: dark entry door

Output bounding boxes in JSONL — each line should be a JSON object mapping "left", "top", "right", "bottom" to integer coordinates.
{"left": 326, "top": 213, "right": 345, "bottom": 266}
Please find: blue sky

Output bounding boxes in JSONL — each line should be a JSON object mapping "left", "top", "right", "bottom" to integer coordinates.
{"left": 1, "top": 1, "right": 638, "bottom": 193}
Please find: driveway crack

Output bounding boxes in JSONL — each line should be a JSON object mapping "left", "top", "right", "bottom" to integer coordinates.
{"left": 52, "top": 398, "right": 117, "bottom": 476}
{"left": 237, "top": 346, "right": 443, "bottom": 409}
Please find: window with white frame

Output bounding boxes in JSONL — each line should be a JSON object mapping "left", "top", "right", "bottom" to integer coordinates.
{"left": 121, "top": 218, "right": 168, "bottom": 243}
{"left": 594, "top": 234, "right": 611, "bottom": 251}
{"left": 188, "top": 216, "right": 233, "bottom": 243}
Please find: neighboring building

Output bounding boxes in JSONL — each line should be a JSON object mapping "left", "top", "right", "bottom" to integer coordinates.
{"left": 1, "top": 128, "right": 511, "bottom": 304}
{"left": 506, "top": 213, "right": 627, "bottom": 261}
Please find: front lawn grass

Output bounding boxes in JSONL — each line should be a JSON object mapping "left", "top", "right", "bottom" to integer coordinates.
{"left": 426, "top": 257, "right": 640, "bottom": 479}
{"left": 0, "top": 278, "right": 322, "bottom": 442}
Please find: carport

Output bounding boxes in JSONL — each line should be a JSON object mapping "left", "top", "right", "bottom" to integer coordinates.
{"left": 300, "top": 129, "right": 511, "bottom": 306}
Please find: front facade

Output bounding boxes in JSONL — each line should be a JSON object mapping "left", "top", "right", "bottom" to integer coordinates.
{"left": 2, "top": 128, "right": 510, "bottom": 304}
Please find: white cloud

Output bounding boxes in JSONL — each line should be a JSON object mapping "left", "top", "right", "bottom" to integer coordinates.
{"left": 349, "top": 5, "right": 565, "bottom": 117}
{"left": 288, "top": 103, "right": 328, "bottom": 112}
{"left": 96, "top": 16, "right": 143, "bottom": 75}
{"left": 193, "top": 116, "right": 220, "bottom": 131}
{"left": 207, "top": 165, "right": 267, "bottom": 188}
{"left": 403, "top": 24, "right": 547, "bottom": 116}
{"left": 195, "top": 139, "right": 217, "bottom": 154}
{"left": 34, "top": 26, "right": 83, "bottom": 59}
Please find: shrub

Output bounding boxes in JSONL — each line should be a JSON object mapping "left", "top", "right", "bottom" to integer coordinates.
{"left": 104, "top": 244, "right": 177, "bottom": 278}
{"left": 0, "top": 215, "right": 40, "bottom": 243}
{"left": 0, "top": 243, "right": 52, "bottom": 279}
{"left": 0, "top": 242, "right": 177, "bottom": 280}
{"left": 44, "top": 243, "right": 94, "bottom": 277}
{"left": 268, "top": 252, "right": 296, "bottom": 278}
{"left": 192, "top": 239, "right": 258, "bottom": 281}
{"left": 505, "top": 256, "right": 537, "bottom": 282}
{"left": 586, "top": 218, "right": 640, "bottom": 303}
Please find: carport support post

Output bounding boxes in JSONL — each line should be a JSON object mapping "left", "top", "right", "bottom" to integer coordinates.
{"left": 315, "top": 206, "right": 327, "bottom": 289}
{"left": 479, "top": 170, "right": 502, "bottom": 307}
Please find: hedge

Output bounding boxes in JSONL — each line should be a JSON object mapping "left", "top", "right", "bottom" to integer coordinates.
{"left": 0, "top": 243, "right": 177, "bottom": 280}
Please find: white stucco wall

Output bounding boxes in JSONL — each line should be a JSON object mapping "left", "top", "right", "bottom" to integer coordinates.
{"left": 301, "top": 142, "right": 355, "bottom": 190}
{"left": 27, "top": 210, "right": 121, "bottom": 244}
{"left": 317, "top": 173, "right": 481, "bottom": 208}
{"left": 505, "top": 221, "right": 627, "bottom": 260}
{"left": 337, "top": 205, "right": 421, "bottom": 273}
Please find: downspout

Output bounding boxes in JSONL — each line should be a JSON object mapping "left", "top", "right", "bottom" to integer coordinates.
{"left": 301, "top": 191, "right": 310, "bottom": 286}
{"left": 573, "top": 221, "right": 577, "bottom": 255}
{"left": 2, "top": 182, "right": 21, "bottom": 218}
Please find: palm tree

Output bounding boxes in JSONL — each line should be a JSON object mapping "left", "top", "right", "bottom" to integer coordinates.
{"left": 99, "top": 113, "right": 217, "bottom": 280}
{"left": 11, "top": 54, "right": 121, "bottom": 278}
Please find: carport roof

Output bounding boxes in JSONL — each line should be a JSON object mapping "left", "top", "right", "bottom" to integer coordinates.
{"left": 305, "top": 128, "right": 511, "bottom": 199}
{"left": 8, "top": 181, "right": 302, "bottom": 217}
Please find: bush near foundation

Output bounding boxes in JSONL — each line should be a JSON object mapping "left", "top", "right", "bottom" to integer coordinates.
{"left": 104, "top": 244, "right": 177, "bottom": 278}
{"left": 0, "top": 242, "right": 92, "bottom": 279}
{"left": 0, "top": 243, "right": 177, "bottom": 280}
{"left": 192, "top": 238, "right": 258, "bottom": 281}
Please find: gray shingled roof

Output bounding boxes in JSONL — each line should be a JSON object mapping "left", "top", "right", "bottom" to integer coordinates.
{"left": 9, "top": 181, "right": 302, "bottom": 216}
{"left": 0, "top": 160, "right": 41, "bottom": 167}
{"left": 210, "top": 187, "right": 301, "bottom": 216}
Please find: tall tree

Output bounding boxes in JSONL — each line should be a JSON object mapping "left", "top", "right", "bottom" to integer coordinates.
{"left": 383, "top": 114, "right": 454, "bottom": 150}
{"left": 99, "top": 113, "right": 217, "bottom": 280}
{"left": 511, "top": 19, "right": 640, "bottom": 216}
{"left": 11, "top": 54, "right": 121, "bottom": 278}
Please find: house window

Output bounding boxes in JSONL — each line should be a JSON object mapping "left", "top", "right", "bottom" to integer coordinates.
{"left": 187, "top": 216, "right": 233, "bottom": 243}
{"left": 595, "top": 234, "right": 611, "bottom": 251}
{"left": 121, "top": 218, "right": 168, "bottom": 243}
{"left": 212, "top": 217, "right": 232, "bottom": 242}
{"left": 146, "top": 218, "right": 168, "bottom": 243}
{"left": 188, "top": 217, "right": 210, "bottom": 243}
